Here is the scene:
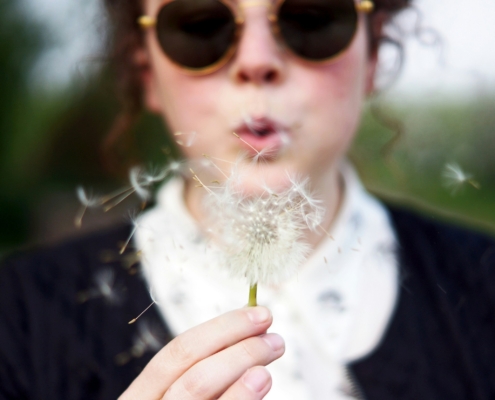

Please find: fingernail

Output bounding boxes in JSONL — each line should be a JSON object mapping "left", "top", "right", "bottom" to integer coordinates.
{"left": 243, "top": 368, "right": 270, "bottom": 393}
{"left": 262, "top": 333, "right": 285, "bottom": 351}
{"left": 247, "top": 307, "right": 271, "bottom": 325}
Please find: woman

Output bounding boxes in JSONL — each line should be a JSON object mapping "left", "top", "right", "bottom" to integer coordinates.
{"left": 1, "top": 0, "right": 494, "bottom": 399}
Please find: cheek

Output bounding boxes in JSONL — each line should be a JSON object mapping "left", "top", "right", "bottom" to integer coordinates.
{"left": 304, "top": 36, "right": 368, "bottom": 144}
{"left": 153, "top": 72, "right": 222, "bottom": 131}
{"left": 315, "top": 36, "right": 367, "bottom": 109}
{"left": 146, "top": 35, "right": 226, "bottom": 133}
{"left": 287, "top": 40, "right": 369, "bottom": 174}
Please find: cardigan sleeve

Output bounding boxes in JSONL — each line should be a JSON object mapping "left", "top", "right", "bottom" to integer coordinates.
{"left": 0, "top": 257, "right": 32, "bottom": 399}
{"left": 351, "top": 206, "right": 495, "bottom": 400}
{"left": 0, "top": 226, "right": 172, "bottom": 400}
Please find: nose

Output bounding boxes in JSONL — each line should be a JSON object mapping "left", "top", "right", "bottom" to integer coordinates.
{"left": 230, "top": 5, "right": 285, "bottom": 85}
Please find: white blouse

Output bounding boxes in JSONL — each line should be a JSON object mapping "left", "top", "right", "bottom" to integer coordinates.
{"left": 135, "top": 163, "right": 398, "bottom": 399}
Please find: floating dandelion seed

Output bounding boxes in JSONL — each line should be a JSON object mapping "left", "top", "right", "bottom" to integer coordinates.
{"left": 100, "top": 249, "right": 141, "bottom": 273}
{"left": 102, "top": 166, "right": 172, "bottom": 212}
{"left": 76, "top": 160, "right": 181, "bottom": 222}
{"left": 99, "top": 186, "right": 136, "bottom": 211}
{"left": 232, "top": 132, "right": 260, "bottom": 156}
{"left": 201, "top": 167, "right": 324, "bottom": 306}
{"left": 128, "top": 301, "right": 156, "bottom": 324}
{"left": 116, "top": 320, "right": 165, "bottom": 365}
{"left": 75, "top": 186, "right": 104, "bottom": 227}
{"left": 131, "top": 319, "right": 164, "bottom": 356}
{"left": 442, "top": 163, "right": 481, "bottom": 195}
{"left": 241, "top": 113, "right": 292, "bottom": 160}
{"left": 202, "top": 154, "right": 229, "bottom": 179}
{"left": 203, "top": 154, "right": 235, "bottom": 166}
{"left": 165, "top": 160, "right": 184, "bottom": 175}
{"left": 174, "top": 131, "right": 197, "bottom": 147}
{"left": 77, "top": 268, "right": 121, "bottom": 305}
{"left": 129, "top": 287, "right": 159, "bottom": 324}
{"left": 95, "top": 269, "right": 118, "bottom": 302}
{"left": 120, "top": 212, "right": 142, "bottom": 255}
{"left": 130, "top": 166, "right": 168, "bottom": 202}
{"left": 230, "top": 132, "right": 283, "bottom": 163}
{"left": 252, "top": 146, "right": 277, "bottom": 163}
{"left": 287, "top": 174, "right": 325, "bottom": 230}
{"left": 142, "top": 166, "right": 169, "bottom": 184}
{"left": 76, "top": 186, "right": 102, "bottom": 208}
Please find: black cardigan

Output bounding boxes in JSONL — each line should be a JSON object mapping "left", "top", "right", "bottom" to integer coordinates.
{"left": 1, "top": 207, "right": 494, "bottom": 399}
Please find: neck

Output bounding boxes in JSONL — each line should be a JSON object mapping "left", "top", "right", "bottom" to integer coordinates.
{"left": 306, "top": 166, "right": 344, "bottom": 249}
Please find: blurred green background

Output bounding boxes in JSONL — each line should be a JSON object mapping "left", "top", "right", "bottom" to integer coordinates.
{"left": 1, "top": 1, "right": 494, "bottom": 258}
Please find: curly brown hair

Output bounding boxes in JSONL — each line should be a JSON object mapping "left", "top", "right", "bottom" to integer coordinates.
{"left": 102, "top": 0, "right": 412, "bottom": 167}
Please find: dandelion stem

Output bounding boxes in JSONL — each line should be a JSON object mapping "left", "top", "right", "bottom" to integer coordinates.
{"left": 248, "top": 284, "right": 258, "bottom": 307}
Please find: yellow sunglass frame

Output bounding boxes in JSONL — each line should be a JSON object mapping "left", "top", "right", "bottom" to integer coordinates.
{"left": 138, "top": 0, "right": 375, "bottom": 75}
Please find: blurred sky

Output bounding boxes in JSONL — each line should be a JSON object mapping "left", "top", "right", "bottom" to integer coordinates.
{"left": 25, "top": 0, "right": 495, "bottom": 99}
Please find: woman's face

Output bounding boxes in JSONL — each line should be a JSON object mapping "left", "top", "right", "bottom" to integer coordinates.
{"left": 141, "top": 0, "right": 377, "bottom": 193}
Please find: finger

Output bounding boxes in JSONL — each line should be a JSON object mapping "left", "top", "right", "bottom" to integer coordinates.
{"left": 119, "top": 307, "right": 272, "bottom": 400}
{"left": 163, "top": 333, "right": 284, "bottom": 399}
{"left": 219, "top": 367, "right": 272, "bottom": 400}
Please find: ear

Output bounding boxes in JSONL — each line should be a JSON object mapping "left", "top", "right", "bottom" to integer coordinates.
{"left": 134, "top": 47, "right": 162, "bottom": 114}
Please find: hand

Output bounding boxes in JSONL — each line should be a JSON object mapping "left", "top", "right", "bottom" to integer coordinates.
{"left": 119, "top": 306, "right": 284, "bottom": 399}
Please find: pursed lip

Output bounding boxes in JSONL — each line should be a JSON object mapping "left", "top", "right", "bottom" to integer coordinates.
{"left": 232, "top": 117, "right": 291, "bottom": 157}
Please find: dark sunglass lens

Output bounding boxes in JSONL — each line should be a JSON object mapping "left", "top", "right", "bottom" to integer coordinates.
{"left": 278, "top": 0, "right": 357, "bottom": 61}
{"left": 156, "top": 0, "right": 236, "bottom": 69}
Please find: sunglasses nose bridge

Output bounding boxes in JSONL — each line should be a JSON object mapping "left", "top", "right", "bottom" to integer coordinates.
{"left": 235, "top": 0, "right": 276, "bottom": 30}
{"left": 239, "top": 0, "right": 272, "bottom": 10}
{"left": 230, "top": 5, "right": 285, "bottom": 84}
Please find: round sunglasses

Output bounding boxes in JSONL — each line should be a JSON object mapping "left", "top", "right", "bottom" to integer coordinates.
{"left": 138, "top": 0, "right": 375, "bottom": 74}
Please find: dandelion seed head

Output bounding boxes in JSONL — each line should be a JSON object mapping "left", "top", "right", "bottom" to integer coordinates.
{"left": 205, "top": 172, "right": 324, "bottom": 286}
